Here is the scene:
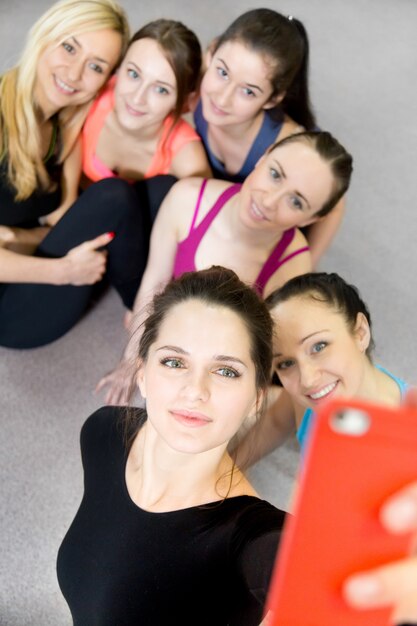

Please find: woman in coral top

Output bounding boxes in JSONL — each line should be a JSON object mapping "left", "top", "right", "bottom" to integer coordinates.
{"left": 79, "top": 19, "right": 211, "bottom": 222}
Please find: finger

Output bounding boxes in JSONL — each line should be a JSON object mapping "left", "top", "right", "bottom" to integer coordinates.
{"left": 343, "top": 556, "right": 417, "bottom": 622}
{"left": 86, "top": 231, "right": 115, "bottom": 251}
{"left": 380, "top": 483, "right": 417, "bottom": 533}
{"left": 95, "top": 375, "right": 112, "bottom": 394}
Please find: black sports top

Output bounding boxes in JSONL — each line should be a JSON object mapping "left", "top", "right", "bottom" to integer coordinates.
{"left": 0, "top": 115, "right": 62, "bottom": 227}
{"left": 57, "top": 407, "right": 286, "bottom": 625}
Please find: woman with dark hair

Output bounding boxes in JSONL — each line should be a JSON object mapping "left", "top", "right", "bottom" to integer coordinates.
{"left": 235, "top": 272, "right": 409, "bottom": 464}
{"left": 57, "top": 266, "right": 286, "bottom": 625}
{"left": 80, "top": 18, "right": 211, "bottom": 191}
{"left": 194, "top": 8, "right": 347, "bottom": 264}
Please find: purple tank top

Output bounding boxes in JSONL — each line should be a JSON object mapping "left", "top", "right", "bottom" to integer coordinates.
{"left": 173, "top": 180, "right": 309, "bottom": 295}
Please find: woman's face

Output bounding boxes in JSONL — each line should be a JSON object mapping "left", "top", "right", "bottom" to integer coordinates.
{"left": 137, "top": 299, "right": 260, "bottom": 456}
{"left": 200, "top": 40, "right": 278, "bottom": 128}
{"left": 270, "top": 295, "right": 370, "bottom": 410}
{"left": 238, "top": 141, "right": 334, "bottom": 233}
{"left": 114, "top": 38, "right": 177, "bottom": 132}
{"left": 35, "top": 29, "right": 122, "bottom": 117}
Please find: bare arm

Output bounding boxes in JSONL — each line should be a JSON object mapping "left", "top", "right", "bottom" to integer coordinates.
{"left": 0, "top": 225, "right": 51, "bottom": 255}
{"left": 0, "top": 232, "right": 112, "bottom": 285}
{"left": 232, "top": 387, "right": 297, "bottom": 469}
{"left": 45, "top": 137, "right": 82, "bottom": 226}
{"left": 96, "top": 178, "right": 201, "bottom": 405}
{"left": 170, "top": 140, "right": 212, "bottom": 179}
{"left": 304, "top": 195, "right": 346, "bottom": 268}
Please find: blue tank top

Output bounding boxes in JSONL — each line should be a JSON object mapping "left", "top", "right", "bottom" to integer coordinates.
{"left": 193, "top": 99, "right": 284, "bottom": 183}
{"left": 297, "top": 365, "right": 409, "bottom": 448}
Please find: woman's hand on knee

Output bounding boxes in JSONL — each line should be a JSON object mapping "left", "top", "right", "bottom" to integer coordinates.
{"left": 61, "top": 232, "right": 114, "bottom": 286}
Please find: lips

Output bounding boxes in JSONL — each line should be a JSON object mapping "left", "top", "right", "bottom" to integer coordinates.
{"left": 54, "top": 75, "right": 77, "bottom": 94}
{"left": 170, "top": 409, "right": 212, "bottom": 428}
{"left": 307, "top": 381, "right": 338, "bottom": 402}
{"left": 125, "top": 102, "right": 146, "bottom": 117}
{"left": 209, "top": 98, "right": 228, "bottom": 116}
{"left": 249, "top": 200, "right": 270, "bottom": 222}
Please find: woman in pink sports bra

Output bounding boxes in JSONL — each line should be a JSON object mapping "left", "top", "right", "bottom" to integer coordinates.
{"left": 96, "top": 130, "right": 353, "bottom": 406}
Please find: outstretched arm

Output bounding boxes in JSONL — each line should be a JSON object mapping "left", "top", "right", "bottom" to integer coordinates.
{"left": 95, "top": 178, "right": 201, "bottom": 405}
{"left": 233, "top": 387, "right": 297, "bottom": 469}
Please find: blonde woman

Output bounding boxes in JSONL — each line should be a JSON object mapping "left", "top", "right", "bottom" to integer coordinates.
{"left": 0, "top": 0, "right": 150, "bottom": 348}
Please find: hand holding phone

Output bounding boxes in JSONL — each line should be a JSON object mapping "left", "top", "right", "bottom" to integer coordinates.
{"left": 265, "top": 397, "right": 417, "bottom": 626}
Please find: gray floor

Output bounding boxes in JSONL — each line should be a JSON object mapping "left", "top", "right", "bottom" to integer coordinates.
{"left": 1, "top": 1, "right": 417, "bottom": 624}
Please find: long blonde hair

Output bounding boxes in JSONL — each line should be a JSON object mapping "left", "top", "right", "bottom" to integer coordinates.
{"left": 0, "top": 0, "right": 129, "bottom": 200}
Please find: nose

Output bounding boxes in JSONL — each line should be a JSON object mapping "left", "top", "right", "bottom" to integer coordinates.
{"left": 131, "top": 84, "right": 147, "bottom": 105}
{"left": 67, "top": 58, "right": 84, "bottom": 83}
{"left": 216, "top": 83, "right": 234, "bottom": 107}
{"left": 180, "top": 369, "right": 209, "bottom": 403}
{"left": 299, "top": 360, "right": 320, "bottom": 391}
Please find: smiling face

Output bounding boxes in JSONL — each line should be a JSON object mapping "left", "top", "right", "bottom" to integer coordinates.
{"left": 35, "top": 29, "right": 122, "bottom": 117}
{"left": 238, "top": 140, "right": 335, "bottom": 233}
{"left": 137, "top": 299, "right": 260, "bottom": 455}
{"left": 270, "top": 295, "right": 371, "bottom": 410}
{"left": 200, "top": 40, "right": 279, "bottom": 127}
{"left": 114, "top": 38, "right": 177, "bottom": 132}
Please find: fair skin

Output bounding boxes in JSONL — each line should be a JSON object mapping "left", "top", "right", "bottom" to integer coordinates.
{"left": 0, "top": 29, "right": 122, "bottom": 284}
{"left": 126, "top": 300, "right": 261, "bottom": 513}
{"left": 235, "top": 296, "right": 403, "bottom": 465}
{"left": 199, "top": 40, "right": 346, "bottom": 266}
{"left": 97, "top": 139, "right": 336, "bottom": 404}
{"left": 82, "top": 37, "right": 210, "bottom": 184}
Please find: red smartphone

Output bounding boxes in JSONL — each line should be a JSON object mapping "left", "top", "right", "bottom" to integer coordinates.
{"left": 265, "top": 396, "right": 417, "bottom": 626}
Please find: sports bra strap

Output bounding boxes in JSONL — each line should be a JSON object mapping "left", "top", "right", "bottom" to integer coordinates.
{"left": 189, "top": 179, "right": 208, "bottom": 231}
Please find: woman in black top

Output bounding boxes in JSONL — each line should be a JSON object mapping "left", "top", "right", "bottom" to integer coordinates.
{"left": 57, "top": 266, "right": 286, "bottom": 625}
{"left": 0, "top": 0, "right": 157, "bottom": 349}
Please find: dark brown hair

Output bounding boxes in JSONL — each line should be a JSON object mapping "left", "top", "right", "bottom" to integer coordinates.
{"left": 267, "top": 131, "right": 353, "bottom": 217}
{"left": 123, "top": 266, "right": 273, "bottom": 446}
{"left": 266, "top": 272, "right": 374, "bottom": 358}
{"left": 213, "top": 9, "right": 316, "bottom": 128}
{"left": 129, "top": 19, "right": 202, "bottom": 127}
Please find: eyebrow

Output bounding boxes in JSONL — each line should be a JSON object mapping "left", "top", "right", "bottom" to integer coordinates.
{"left": 218, "top": 57, "right": 264, "bottom": 93}
{"left": 272, "top": 158, "right": 312, "bottom": 211}
{"left": 156, "top": 345, "right": 247, "bottom": 367}
{"left": 70, "top": 36, "right": 111, "bottom": 65}
{"left": 273, "top": 329, "right": 329, "bottom": 357}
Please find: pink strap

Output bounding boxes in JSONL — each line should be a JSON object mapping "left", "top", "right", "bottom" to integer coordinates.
{"left": 278, "top": 246, "right": 310, "bottom": 268}
{"left": 189, "top": 179, "right": 208, "bottom": 231}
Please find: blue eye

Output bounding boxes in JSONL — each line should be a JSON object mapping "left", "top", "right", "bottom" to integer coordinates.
{"left": 127, "top": 68, "right": 139, "bottom": 79}
{"left": 270, "top": 168, "right": 282, "bottom": 181}
{"left": 276, "top": 359, "right": 294, "bottom": 371}
{"left": 161, "top": 358, "right": 184, "bottom": 369}
{"left": 62, "top": 42, "right": 75, "bottom": 54}
{"left": 216, "top": 67, "right": 228, "bottom": 79}
{"left": 217, "top": 367, "right": 240, "bottom": 378}
{"left": 155, "top": 85, "right": 169, "bottom": 95}
{"left": 242, "top": 87, "right": 255, "bottom": 97}
{"left": 311, "top": 341, "right": 327, "bottom": 354}
{"left": 89, "top": 63, "right": 103, "bottom": 74}
{"left": 290, "top": 195, "right": 303, "bottom": 210}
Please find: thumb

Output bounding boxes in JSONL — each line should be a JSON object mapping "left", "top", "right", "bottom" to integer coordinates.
{"left": 84, "top": 231, "right": 115, "bottom": 251}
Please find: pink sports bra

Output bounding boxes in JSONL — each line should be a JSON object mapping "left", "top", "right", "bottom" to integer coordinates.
{"left": 173, "top": 179, "right": 310, "bottom": 295}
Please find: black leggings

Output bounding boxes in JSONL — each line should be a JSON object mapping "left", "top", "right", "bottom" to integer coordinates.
{"left": 0, "top": 175, "right": 176, "bottom": 349}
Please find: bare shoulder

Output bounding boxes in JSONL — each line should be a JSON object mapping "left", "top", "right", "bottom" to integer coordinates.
{"left": 275, "top": 116, "right": 305, "bottom": 142}
{"left": 263, "top": 228, "right": 312, "bottom": 296}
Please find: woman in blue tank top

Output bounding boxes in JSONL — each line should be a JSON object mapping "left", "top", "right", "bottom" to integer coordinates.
{"left": 235, "top": 272, "right": 408, "bottom": 463}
